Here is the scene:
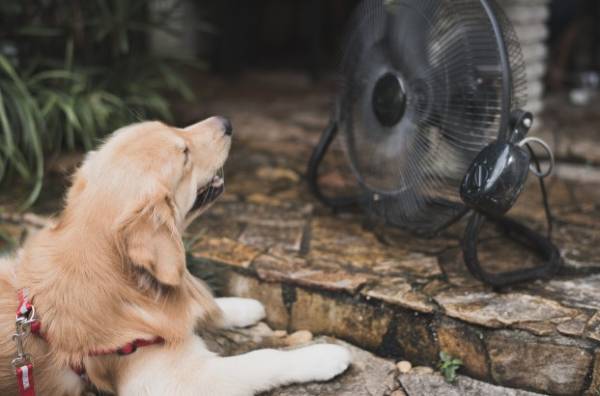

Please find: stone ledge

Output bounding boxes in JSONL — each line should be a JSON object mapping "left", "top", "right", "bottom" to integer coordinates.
{"left": 399, "top": 371, "right": 544, "bottom": 396}
{"left": 189, "top": 262, "right": 600, "bottom": 396}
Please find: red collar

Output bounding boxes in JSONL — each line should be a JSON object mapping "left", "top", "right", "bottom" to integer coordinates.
{"left": 13, "top": 288, "right": 164, "bottom": 396}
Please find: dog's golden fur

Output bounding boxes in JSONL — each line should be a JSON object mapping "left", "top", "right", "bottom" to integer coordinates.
{"left": 0, "top": 118, "right": 350, "bottom": 396}
{"left": 1, "top": 119, "right": 228, "bottom": 393}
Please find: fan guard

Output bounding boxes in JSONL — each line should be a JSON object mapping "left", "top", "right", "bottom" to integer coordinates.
{"left": 307, "top": 0, "right": 561, "bottom": 287}
{"left": 338, "top": 0, "right": 527, "bottom": 234}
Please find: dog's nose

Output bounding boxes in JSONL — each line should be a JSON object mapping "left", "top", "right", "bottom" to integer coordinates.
{"left": 217, "top": 116, "right": 233, "bottom": 136}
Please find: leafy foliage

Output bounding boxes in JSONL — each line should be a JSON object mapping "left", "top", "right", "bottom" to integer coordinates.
{"left": 0, "top": 0, "right": 197, "bottom": 207}
{"left": 439, "top": 351, "right": 463, "bottom": 383}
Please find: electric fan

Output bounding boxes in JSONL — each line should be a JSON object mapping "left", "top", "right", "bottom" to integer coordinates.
{"left": 307, "top": 0, "right": 561, "bottom": 286}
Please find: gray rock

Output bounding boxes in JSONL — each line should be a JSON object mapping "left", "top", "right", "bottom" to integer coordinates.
{"left": 267, "top": 337, "right": 398, "bottom": 396}
{"left": 485, "top": 330, "right": 593, "bottom": 395}
{"left": 204, "top": 323, "right": 399, "bottom": 396}
{"left": 531, "top": 275, "right": 600, "bottom": 311}
{"left": 400, "top": 372, "right": 546, "bottom": 396}
{"left": 434, "top": 290, "right": 579, "bottom": 328}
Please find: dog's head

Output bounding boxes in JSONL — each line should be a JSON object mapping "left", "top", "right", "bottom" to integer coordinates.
{"left": 62, "top": 117, "right": 232, "bottom": 287}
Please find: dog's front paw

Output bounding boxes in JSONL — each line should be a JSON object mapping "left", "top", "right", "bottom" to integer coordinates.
{"left": 216, "top": 297, "right": 266, "bottom": 328}
{"left": 288, "top": 344, "right": 351, "bottom": 383}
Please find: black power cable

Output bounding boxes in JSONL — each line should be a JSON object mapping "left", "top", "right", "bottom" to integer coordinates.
{"left": 525, "top": 143, "right": 554, "bottom": 238}
{"left": 461, "top": 146, "right": 561, "bottom": 288}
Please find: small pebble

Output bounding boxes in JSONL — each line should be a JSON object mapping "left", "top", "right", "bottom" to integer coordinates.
{"left": 411, "top": 366, "right": 434, "bottom": 375}
{"left": 396, "top": 360, "right": 412, "bottom": 373}
{"left": 285, "top": 330, "right": 313, "bottom": 345}
{"left": 390, "top": 390, "right": 407, "bottom": 396}
{"left": 273, "top": 330, "right": 287, "bottom": 338}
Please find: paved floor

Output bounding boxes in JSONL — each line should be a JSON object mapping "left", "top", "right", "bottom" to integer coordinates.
{"left": 1, "top": 71, "right": 600, "bottom": 395}
{"left": 181, "top": 71, "right": 600, "bottom": 396}
{"left": 206, "top": 322, "right": 543, "bottom": 396}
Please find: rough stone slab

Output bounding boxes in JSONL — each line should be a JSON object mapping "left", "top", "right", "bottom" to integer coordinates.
{"left": 436, "top": 317, "right": 489, "bottom": 380}
{"left": 278, "top": 270, "right": 369, "bottom": 294}
{"left": 529, "top": 275, "right": 600, "bottom": 311}
{"left": 309, "top": 217, "right": 442, "bottom": 279}
{"left": 239, "top": 223, "right": 305, "bottom": 252}
{"left": 254, "top": 253, "right": 309, "bottom": 280}
{"left": 586, "top": 312, "right": 600, "bottom": 343}
{"left": 372, "top": 255, "right": 443, "bottom": 279}
{"left": 374, "top": 225, "right": 460, "bottom": 256}
{"left": 394, "top": 311, "right": 439, "bottom": 366}
{"left": 209, "top": 201, "right": 312, "bottom": 228}
{"left": 309, "top": 218, "right": 395, "bottom": 266}
{"left": 290, "top": 288, "right": 393, "bottom": 350}
{"left": 307, "top": 246, "right": 388, "bottom": 272}
{"left": 558, "top": 209, "right": 600, "bottom": 231}
{"left": 512, "top": 321, "right": 557, "bottom": 337}
{"left": 486, "top": 330, "right": 593, "bottom": 395}
{"left": 186, "top": 203, "right": 246, "bottom": 241}
{"left": 434, "top": 290, "right": 580, "bottom": 329}
{"left": 554, "top": 163, "right": 600, "bottom": 185}
{"left": 191, "top": 237, "right": 263, "bottom": 268}
{"left": 362, "top": 277, "right": 436, "bottom": 313}
{"left": 254, "top": 254, "right": 369, "bottom": 294}
{"left": 268, "top": 338, "right": 398, "bottom": 396}
{"left": 188, "top": 218, "right": 245, "bottom": 241}
{"left": 556, "top": 314, "right": 589, "bottom": 337}
{"left": 554, "top": 224, "right": 600, "bottom": 272}
{"left": 587, "top": 350, "right": 600, "bottom": 396}
{"left": 255, "top": 166, "right": 300, "bottom": 183}
{"left": 400, "top": 372, "right": 544, "bottom": 396}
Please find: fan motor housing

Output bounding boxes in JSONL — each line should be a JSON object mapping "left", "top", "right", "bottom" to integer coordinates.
{"left": 372, "top": 72, "right": 406, "bottom": 127}
{"left": 461, "top": 141, "right": 530, "bottom": 215}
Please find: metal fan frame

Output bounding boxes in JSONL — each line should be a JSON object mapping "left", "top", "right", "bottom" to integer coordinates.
{"left": 309, "top": 0, "right": 515, "bottom": 208}
{"left": 307, "top": 0, "right": 561, "bottom": 287}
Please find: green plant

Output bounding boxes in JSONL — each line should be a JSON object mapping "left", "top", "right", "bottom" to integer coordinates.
{"left": 0, "top": 0, "right": 198, "bottom": 208}
{"left": 439, "top": 351, "right": 463, "bottom": 383}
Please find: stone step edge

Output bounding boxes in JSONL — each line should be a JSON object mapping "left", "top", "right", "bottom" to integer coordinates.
{"left": 189, "top": 260, "right": 600, "bottom": 396}
{"left": 188, "top": 249, "right": 599, "bottom": 343}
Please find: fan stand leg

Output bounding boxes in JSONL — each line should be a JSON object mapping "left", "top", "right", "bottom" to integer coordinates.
{"left": 462, "top": 211, "right": 561, "bottom": 287}
{"left": 306, "top": 120, "right": 358, "bottom": 210}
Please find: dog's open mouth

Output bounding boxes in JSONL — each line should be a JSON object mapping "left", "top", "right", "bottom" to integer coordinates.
{"left": 192, "top": 171, "right": 225, "bottom": 211}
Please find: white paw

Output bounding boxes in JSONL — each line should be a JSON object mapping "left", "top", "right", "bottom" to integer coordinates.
{"left": 216, "top": 297, "right": 266, "bottom": 328}
{"left": 288, "top": 344, "right": 351, "bottom": 383}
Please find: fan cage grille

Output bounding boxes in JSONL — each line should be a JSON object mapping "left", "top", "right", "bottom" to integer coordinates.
{"left": 336, "top": 0, "right": 528, "bottom": 234}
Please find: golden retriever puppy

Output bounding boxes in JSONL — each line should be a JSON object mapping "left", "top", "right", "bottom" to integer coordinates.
{"left": 0, "top": 117, "right": 351, "bottom": 395}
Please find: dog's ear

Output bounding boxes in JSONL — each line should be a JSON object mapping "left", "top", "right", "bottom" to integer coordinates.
{"left": 117, "top": 188, "right": 185, "bottom": 287}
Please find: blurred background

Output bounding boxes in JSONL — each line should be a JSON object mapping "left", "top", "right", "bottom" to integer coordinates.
{"left": 0, "top": 0, "right": 599, "bottom": 208}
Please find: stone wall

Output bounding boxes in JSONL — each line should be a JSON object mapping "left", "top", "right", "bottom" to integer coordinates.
{"left": 193, "top": 266, "right": 599, "bottom": 396}
{"left": 499, "top": 0, "right": 550, "bottom": 115}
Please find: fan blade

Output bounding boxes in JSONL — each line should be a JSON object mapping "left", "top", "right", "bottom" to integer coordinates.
{"left": 336, "top": 0, "right": 529, "bottom": 233}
